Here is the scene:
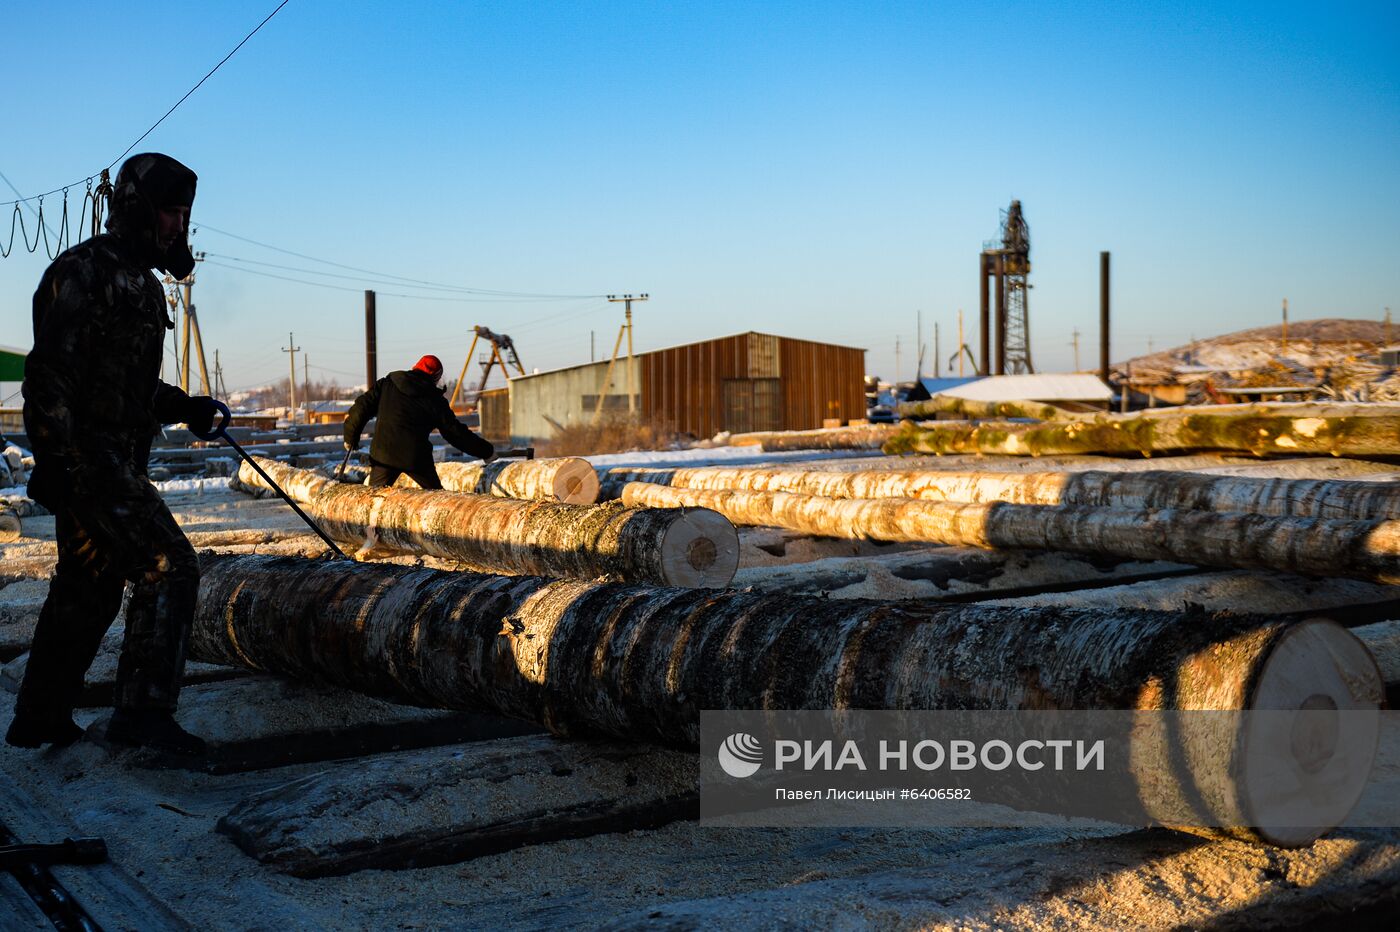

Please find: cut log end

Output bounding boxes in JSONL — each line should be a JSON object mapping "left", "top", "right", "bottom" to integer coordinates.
{"left": 658, "top": 508, "right": 739, "bottom": 588}
{"left": 1241, "top": 620, "right": 1384, "bottom": 846}
{"left": 0, "top": 508, "right": 20, "bottom": 543}
{"left": 550, "top": 459, "right": 601, "bottom": 505}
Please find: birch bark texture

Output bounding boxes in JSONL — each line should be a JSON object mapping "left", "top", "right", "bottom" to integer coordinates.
{"left": 884, "top": 403, "right": 1400, "bottom": 458}
{"left": 189, "top": 554, "right": 1383, "bottom": 845}
{"left": 396, "top": 458, "right": 600, "bottom": 505}
{"left": 235, "top": 456, "right": 738, "bottom": 587}
{"left": 605, "top": 465, "right": 1400, "bottom": 521}
{"left": 899, "top": 395, "right": 1085, "bottom": 421}
{"left": 725, "top": 424, "right": 901, "bottom": 451}
{"left": 619, "top": 483, "right": 1400, "bottom": 584}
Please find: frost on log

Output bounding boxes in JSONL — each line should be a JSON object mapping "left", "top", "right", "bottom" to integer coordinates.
{"left": 883, "top": 403, "right": 1400, "bottom": 458}
{"left": 189, "top": 554, "right": 1383, "bottom": 845}
{"left": 235, "top": 456, "right": 737, "bottom": 588}
{"left": 396, "top": 457, "right": 600, "bottom": 505}
{"left": 604, "top": 464, "right": 1400, "bottom": 521}
{"left": 619, "top": 483, "right": 1400, "bottom": 584}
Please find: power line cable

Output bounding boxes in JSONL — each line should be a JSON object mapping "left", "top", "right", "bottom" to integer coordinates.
{"left": 196, "top": 223, "right": 603, "bottom": 298}
{"left": 202, "top": 258, "right": 595, "bottom": 303}
{"left": 0, "top": 0, "right": 292, "bottom": 206}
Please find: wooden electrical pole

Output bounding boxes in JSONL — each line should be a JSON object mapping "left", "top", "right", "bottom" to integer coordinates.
{"left": 283, "top": 332, "right": 301, "bottom": 425}
{"left": 933, "top": 322, "right": 941, "bottom": 379}
{"left": 1070, "top": 328, "right": 1081, "bottom": 371}
{"left": 608, "top": 294, "right": 648, "bottom": 416}
{"left": 214, "top": 349, "right": 227, "bottom": 399}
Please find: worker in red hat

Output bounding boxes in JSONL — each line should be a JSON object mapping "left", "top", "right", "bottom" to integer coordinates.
{"left": 343, "top": 354, "right": 496, "bottom": 488}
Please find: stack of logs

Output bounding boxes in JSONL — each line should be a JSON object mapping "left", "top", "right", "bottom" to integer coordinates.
{"left": 210, "top": 437, "right": 1394, "bottom": 843}
{"left": 612, "top": 464, "right": 1400, "bottom": 583}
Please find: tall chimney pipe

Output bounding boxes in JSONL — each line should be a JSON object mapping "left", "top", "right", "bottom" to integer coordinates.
{"left": 978, "top": 253, "right": 990, "bottom": 376}
{"left": 994, "top": 254, "right": 1007, "bottom": 376}
{"left": 365, "top": 290, "right": 378, "bottom": 388}
{"left": 1099, "top": 252, "right": 1110, "bottom": 384}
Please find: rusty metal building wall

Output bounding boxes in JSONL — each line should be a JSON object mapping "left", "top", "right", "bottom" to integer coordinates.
{"left": 641, "top": 333, "right": 864, "bottom": 438}
{"left": 476, "top": 387, "right": 510, "bottom": 441}
{"left": 778, "top": 337, "right": 866, "bottom": 428}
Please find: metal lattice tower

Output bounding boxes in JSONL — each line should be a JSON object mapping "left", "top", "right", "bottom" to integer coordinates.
{"left": 998, "top": 201, "right": 1032, "bottom": 373}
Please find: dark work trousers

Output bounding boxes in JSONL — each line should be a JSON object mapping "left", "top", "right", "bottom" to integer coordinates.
{"left": 16, "top": 461, "right": 200, "bottom": 720}
{"left": 367, "top": 461, "right": 443, "bottom": 490}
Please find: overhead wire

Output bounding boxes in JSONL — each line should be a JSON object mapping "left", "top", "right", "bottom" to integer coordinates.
{"left": 1, "top": 0, "right": 293, "bottom": 207}
{"left": 195, "top": 225, "right": 604, "bottom": 299}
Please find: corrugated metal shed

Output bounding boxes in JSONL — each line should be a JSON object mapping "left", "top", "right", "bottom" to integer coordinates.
{"left": 507, "top": 332, "right": 865, "bottom": 441}
{"left": 640, "top": 332, "right": 865, "bottom": 439}
{"left": 509, "top": 359, "right": 632, "bottom": 439}
{"left": 937, "top": 373, "right": 1113, "bottom": 402}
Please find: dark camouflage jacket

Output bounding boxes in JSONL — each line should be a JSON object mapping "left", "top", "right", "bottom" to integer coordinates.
{"left": 345, "top": 369, "right": 494, "bottom": 472}
{"left": 23, "top": 233, "right": 189, "bottom": 464}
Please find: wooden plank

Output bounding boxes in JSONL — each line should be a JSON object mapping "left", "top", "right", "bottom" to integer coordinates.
{"left": 217, "top": 735, "right": 697, "bottom": 877}
{"left": 0, "top": 777, "right": 189, "bottom": 931}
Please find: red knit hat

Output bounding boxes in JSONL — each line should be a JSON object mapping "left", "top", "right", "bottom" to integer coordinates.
{"left": 413, "top": 355, "right": 443, "bottom": 379}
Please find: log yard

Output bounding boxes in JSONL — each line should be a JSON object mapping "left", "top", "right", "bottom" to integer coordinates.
{"left": 2, "top": 3, "right": 1398, "bottom": 930}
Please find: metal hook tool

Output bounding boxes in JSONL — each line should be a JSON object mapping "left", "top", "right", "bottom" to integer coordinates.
{"left": 193, "top": 401, "right": 348, "bottom": 559}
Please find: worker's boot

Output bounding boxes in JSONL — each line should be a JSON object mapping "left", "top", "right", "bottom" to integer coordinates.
{"left": 105, "top": 709, "right": 206, "bottom": 757}
{"left": 5, "top": 706, "right": 84, "bottom": 749}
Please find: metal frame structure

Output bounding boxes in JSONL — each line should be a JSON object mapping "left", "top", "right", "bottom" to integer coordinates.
{"left": 978, "top": 200, "right": 1034, "bottom": 375}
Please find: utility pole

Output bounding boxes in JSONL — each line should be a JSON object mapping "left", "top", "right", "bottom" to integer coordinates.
{"left": 957, "top": 309, "right": 965, "bottom": 377}
{"left": 214, "top": 349, "right": 227, "bottom": 399}
{"left": 283, "top": 332, "right": 301, "bottom": 425}
{"left": 916, "top": 310, "right": 923, "bottom": 379}
{"left": 304, "top": 355, "right": 311, "bottom": 408}
{"left": 1282, "top": 298, "right": 1289, "bottom": 354}
{"left": 607, "top": 294, "right": 648, "bottom": 416}
{"left": 1069, "top": 328, "right": 1081, "bottom": 371}
{"left": 933, "top": 322, "right": 941, "bottom": 379}
{"left": 895, "top": 336, "right": 901, "bottom": 385}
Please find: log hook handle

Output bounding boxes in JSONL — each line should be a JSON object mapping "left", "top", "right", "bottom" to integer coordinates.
{"left": 195, "top": 401, "right": 349, "bottom": 559}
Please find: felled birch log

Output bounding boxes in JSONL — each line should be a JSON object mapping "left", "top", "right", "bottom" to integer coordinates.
{"left": 190, "top": 554, "right": 1383, "bottom": 845}
{"left": 620, "top": 483, "right": 1400, "bottom": 584}
{"left": 884, "top": 403, "right": 1400, "bottom": 458}
{"left": 395, "top": 458, "right": 599, "bottom": 504}
{"left": 725, "top": 424, "right": 901, "bottom": 451}
{"left": 607, "top": 465, "right": 1400, "bottom": 521}
{"left": 236, "top": 456, "right": 737, "bottom": 587}
{"left": 899, "top": 394, "right": 1085, "bottom": 421}
{"left": 0, "top": 506, "right": 19, "bottom": 543}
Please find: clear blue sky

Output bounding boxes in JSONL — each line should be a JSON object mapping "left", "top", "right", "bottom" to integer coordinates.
{"left": 3, "top": 0, "right": 1397, "bottom": 400}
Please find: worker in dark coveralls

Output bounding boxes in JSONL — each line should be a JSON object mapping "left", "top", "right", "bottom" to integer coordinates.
{"left": 6, "top": 153, "right": 221, "bottom": 755}
{"left": 343, "top": 355, "right": 495, "bottom": 488}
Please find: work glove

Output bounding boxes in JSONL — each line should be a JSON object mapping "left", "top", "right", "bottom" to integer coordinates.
{"left": 481, "top": 448, "right": 498, "bottom": 464}
{"left": 184, "top": 395, "right": 221, "bottom": 438}
{"left": 26, "top": 455, "right": 72, "bottom": 513}
{"left": 344, "top": 438, "right": 359, "bottom": 452}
